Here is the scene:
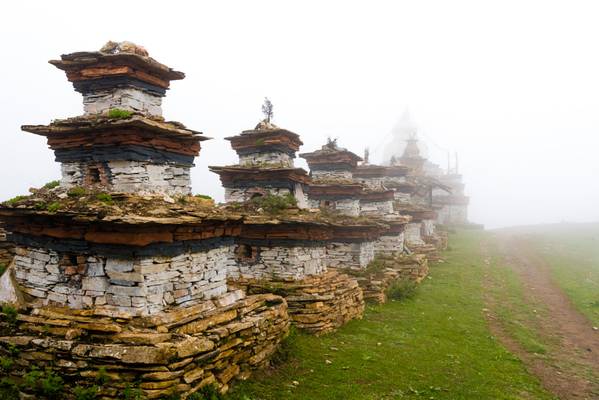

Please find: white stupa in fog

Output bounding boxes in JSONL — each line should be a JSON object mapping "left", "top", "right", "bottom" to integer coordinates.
{"left": 383, "top": 108, "right": 428, "bottom": 164}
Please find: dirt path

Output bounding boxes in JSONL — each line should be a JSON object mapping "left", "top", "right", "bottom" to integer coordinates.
{"left": 482, "top": 233, "right": 599, "bottom": 400}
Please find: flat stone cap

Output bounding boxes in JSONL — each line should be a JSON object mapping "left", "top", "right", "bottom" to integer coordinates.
{"left": 50, "top": 41, "right": 185, "bottom": 88}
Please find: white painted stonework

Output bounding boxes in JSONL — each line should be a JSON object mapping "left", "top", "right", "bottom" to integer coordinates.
{"left": 228, "top": 245, "right": 327, "bottom": 280}
{"left": 307, "top": 198, "right": 361, "bottom": 216}
{"left": 83, "top": 88, "right": 163, "bottom": 116}
{"left": 374, "top": 232, "right": 405, "bottom": 256}
{"left": 61, "top": 161, "right": 192, "bottom": 196}
{"left": 311, "top": 170, "right": 353, "bottom": 181}
{"left": 404, "top": 223, "right": 425, "bottom": 246}
{"left": 239, "top": 151, "right": 294, "bottom": 168}
{"left": 12, "top": 245, "right": 234, "bottom": 316}
{"left": 360, "top": 200, "right": 394, "bottom": 216}
{"left": 326, "top": 241, "right": 376, "bottom": 270}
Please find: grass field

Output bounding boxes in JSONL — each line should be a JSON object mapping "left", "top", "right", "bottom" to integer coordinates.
{"left": 226, "top": 231, "right": 555, "bottom": 400}
{"left": 523, "top": 223, "right": 599, "bottom": 327}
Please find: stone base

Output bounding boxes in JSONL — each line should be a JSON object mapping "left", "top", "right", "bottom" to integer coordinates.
{"left": 230, "top": 270, "right": 364, "bottom": 336}
{"left": 423, "top": 232, "right": 448, "bottom": 252}
{"left": 347, "top": 254, "right": 429, "bottom": 304}
{"left": 407, "top": 241, "right": 441, "bottom": 261}
{"left": 0, "top": 291, "right": 289, "bottom": 398}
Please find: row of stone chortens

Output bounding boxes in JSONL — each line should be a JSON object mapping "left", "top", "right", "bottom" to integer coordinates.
{"left": 0, "top": 41, "right": 466, "bottom": 398}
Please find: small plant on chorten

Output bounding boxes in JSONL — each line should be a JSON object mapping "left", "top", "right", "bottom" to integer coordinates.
{"left": 107, "top": 108, "right": 133, "bottom": 119}
{"left": 43, "top": 180, "right": 60, "bottom": 189}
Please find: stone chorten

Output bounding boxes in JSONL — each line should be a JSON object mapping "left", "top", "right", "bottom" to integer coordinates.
{"left": 24, "top": 41, "right": 208, "bottom": 196}
{"left": 210, "top": 118, "right": 310, "bottom": 207}
{"left": 0, "top": 42, "right": 290, "bottom": 398}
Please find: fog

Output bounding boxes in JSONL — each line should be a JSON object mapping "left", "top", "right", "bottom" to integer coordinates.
{"left": 1, "top": 0, "right": 598, "bottom": 229}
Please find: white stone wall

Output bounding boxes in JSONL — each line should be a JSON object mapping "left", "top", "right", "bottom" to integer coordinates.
{"left": 355, "top": 177, "right": 385, "bottom": 190}
{"left": 422, "top": 219, "right": 436, "bottom": 237}
{"left": 393, "top": 192, "right": 412, "bottom": 204}
{"left": 437, "top": 204, "right": 468, "bottom": 225}
{"left": 83, "top": 88, "right": 162, "bottom": 116}
{"left": 404, "top": 223, "right": 425, "bottom": 245}
{"left": 307, "top": 198, "right": 360, "bottom": 216}
{"left": 239, "top": 152, "right": 294, "bottom": 168}
{"left": 374, "top": 232, "right": 405, "bottom": 256}
{"left": 12, "top": 245, "right": 234, "bottom": 315}
{"left": 326, "top": 241, "right": 375, "bottom": 270}
{"left": 311, "top": 170, "right": 353, "bottom": 181}
{"left": 61, "top": 161, "right": 191, "bottom": 195}
{"left": 360, "top": 200, "right": 394, "bottom": 216}
{"left": 228, "top": 245, "right": 326, "bottom": 280}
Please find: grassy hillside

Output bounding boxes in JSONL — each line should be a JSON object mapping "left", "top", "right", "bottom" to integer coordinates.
{"left": 524, "top": 223, "right": 599, "bottom": 327}
{"left": 227, "top": 231, "right": 554, "bottom": 400}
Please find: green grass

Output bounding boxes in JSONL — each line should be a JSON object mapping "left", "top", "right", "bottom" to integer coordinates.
{"left": 227, "top": 231, "right": 554, "bottom": 400}
{"left": 484, "top": 236, "right": 550, "bottom": 355}
{"left": 524, "top": 223, "right": 599, "bottom": 327}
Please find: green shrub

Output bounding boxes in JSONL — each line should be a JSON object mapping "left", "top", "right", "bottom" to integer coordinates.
{"left": 195, "top": 194, "right": 213, "bottom": 200}
{"left": 1, "top": 304, "right": 18, "bottom": 326}
{"left": 386, "top": 279, "right": 418, "bottom": 301}
{"left": 0, "top": 377, "right": 19, "bottom": 400}
{"left": 67, "top": 187, "right": 86, "bottom": 197}
{"left": 96, "top": 366, "right": 110, "bottom": 386}
{"left": 4, "top": 195, "right": 28, "bottom": 206}
{"left": 34, "top": 201, "right": 47, "bottom": 210}
{"left": 0, "top": 356, "right": 13, "bottom": 372}
{"left": 188, "top": 384, "right": 224, "bottom": 400}
{"left": 43, "top": 180, "right": 60, "bottom": 189}
{"left": 107, "top": 108, "right": 133, "bottom": 119}
{"left": 73, "top": 385, "right": 99, "bottom": 400}
{"left": 22, "top": 367, "right": 64, "bottom": 399}
{"left": 270, "top": 327, "right": 298, "bottom": 366}
{"left": 251, "top": 194, "right": 297, "bottom": 213}
{"left": 122, "top": 383, "right": 144, "bottom": 400}
{"left": 46, "top": 202, "right": 62, "bottom": 213}
{"left": 96, "top": 193, "right": 113, "bottom": 205}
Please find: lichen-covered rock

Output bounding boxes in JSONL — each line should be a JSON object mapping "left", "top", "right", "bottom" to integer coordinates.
{"left": 0, "top": 292, "right": 290, "bottom": 398}
{"left": 231, "top": 270, "right": 364, "bottom": 335}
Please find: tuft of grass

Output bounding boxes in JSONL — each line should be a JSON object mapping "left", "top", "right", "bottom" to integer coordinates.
{"left": 107, "top": 108, "right": 133, "bottom": 119}
{"left": 73, "top": 385, "right": 99, "bottom": 400}
{"left": 43, "top": 180, "right": 60, "bottom": 189}
{"left": 255, "top": 138, "right": 266, "bottom": 146}
{"left": 188, "top": 384, "right": 225, "bottom": 400}
{"left": 0, "top": 377, "right": 19, "bottom": 400}
{"left": 0, "top": 356, "right": 13, "bottom": 372}
{"left": 67, "top": 186, "right": 86, "bottom": 197}
{"left": 251, "top": 194, "right": 297, "bottom": 214}
{"left": 4, "top": 195, "right": 28, "bottom": 206}
{"left": 46, "top": 202, "right": 61, "bottom": 213}
{"left": 1, "top": 304, "right": 18, "bottom": 326}
{"left": 385, "top": 279, "right": 418, "bottom": 301}
{"left": 96, "top": 193, "right": 113, "bottom": 205}
{"left": 195, "top": 194, "right": 213, "bottom": 200}
{"left": 22, "top": 366, "right": 64, "bottom": 399}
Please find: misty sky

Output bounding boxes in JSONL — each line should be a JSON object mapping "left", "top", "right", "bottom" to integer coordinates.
{"left": 1, "top": 1, "right": 598, "bottom": 229}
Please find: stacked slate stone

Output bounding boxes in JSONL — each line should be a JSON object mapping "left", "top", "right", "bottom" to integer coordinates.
{"left": 212, "top": 124, "right": 373, "bottom": 335}
{"left": 0, "top": 41, "right": 290, "bottom": 398}
{"left": 300, "top": 140, "right": 386, "bottom": 270}
{"left": 388, "top": 135, "right": 449, "bottom": 258}
{"left": 301, "top": 141, "right": 431, "bottom": 303}
{"left": 210, "top": 121, "right": 310, "bottom": 207}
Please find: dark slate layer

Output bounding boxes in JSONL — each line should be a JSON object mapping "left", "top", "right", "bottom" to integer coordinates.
{"left": 235, "top": 238, "right": 328, "bottom": 248}
{"left": 309, "top": 163, "right": 355, "bottom": 171}
{"left": 236, "top": 146, "right": 296, "bottom": 158}
{"left": 9, "top": 233, "right": 232, "bottom": 258}
{"left": 54, "top": 145, "right": 195, "bottom": 166}
{"left": 73, "top": 76, "right": 167, "bottom": 96}
{"left": 224, "top": 180, "right": 298, "bottom": 190}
